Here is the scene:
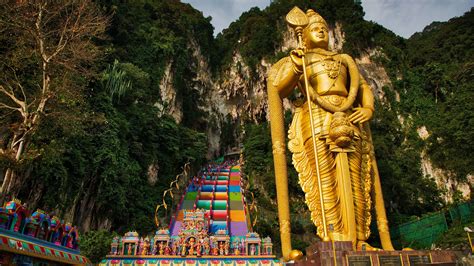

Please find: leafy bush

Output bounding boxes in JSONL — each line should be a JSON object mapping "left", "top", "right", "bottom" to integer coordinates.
{"left": 80, "top": 230, "right": 117, "bottom": 263}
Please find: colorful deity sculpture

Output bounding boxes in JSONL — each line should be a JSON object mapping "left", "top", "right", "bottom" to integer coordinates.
{"left": 152, "top": 242, "right": 158, "bottom": 255}
{"left": 267, "top": 6, "right": 394, "bottom": 258}
{"left": 137, "top": 238, "right": 144, "bottom": 255}
{"left": 142, "top": 238, "right": 150, "bottom": 255}
{"left": 224, "top": 242, "right": 230, "bottom": 256}
{"left": 211, "top": 246, "right": 218, "bottom": 256}
{"left": 233, "top": 241, "right": 241, "bottom": 255}
{"left": 218, "top": 242, "right": 224, "bottom": 255}
{"left": 180, "top": 238, "right": 187, "bottom": 256}
{"left": 172, "top": 240, "right": 178, "bottom": 255}
{"left": 203, "top": 241, "right": 210, "bottom": 255}
{"left": 188, "top": 237, "right": 196, "bottom": 255}
{"left": 111, "top": 237, "right": 119, "bottom": 255}
{"left": 195, "top": 239, "right": 202, "bottom": 256}
{"left": 127, "top": 244, "right": 133, "bottom": 255}
{"left": 250, "top": 244, "right": 256, "bottom": 256}
{"left": 164, "top": 244, "right": 171, "bottom": 255}
{"left": 158, "top": 241, "right": 164, "bottom": 255}
{"left": 121, "top": 232, "right": 139, "bottom": 255}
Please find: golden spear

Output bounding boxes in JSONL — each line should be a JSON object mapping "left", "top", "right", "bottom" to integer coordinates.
{"left": 286, "top": 6, "right": 330, "bottom": 242}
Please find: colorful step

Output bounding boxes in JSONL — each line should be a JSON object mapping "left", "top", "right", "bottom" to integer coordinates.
{"left": 170, "top": 163, "right": 250, "bottom": 238}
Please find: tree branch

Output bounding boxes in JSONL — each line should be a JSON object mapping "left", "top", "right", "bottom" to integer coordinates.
{"left": 47, "top": 6, "right": 72, "bottom": 61}
{"left": 35, "top": 2, "right": 48, "bottom": 63}
{"left": 10, "top": 67, "right": 27, "bottom": 105}
{"left": 0, "top": 103, "right": 20, "bottom": 112}
{"left": 0, "top": 85, "right": 25, "bottom": 110}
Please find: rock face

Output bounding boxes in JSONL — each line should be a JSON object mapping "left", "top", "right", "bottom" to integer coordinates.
{"left": 356, "top": 49, "right": 391, "bottom": 102}
{"left": 157, "top": 21, "right": 471, "bottom": 202}
{"left": 417, "top": 127, "right": 472, "bottom": 202}
{"left": 160, "top": 24, "right": 393, "bottom": 154}
{"left": 421, "top": 154, "right": 472, "bottom": 203}
{"left": 159, "top": 61, "right": 183, "bottom": 123}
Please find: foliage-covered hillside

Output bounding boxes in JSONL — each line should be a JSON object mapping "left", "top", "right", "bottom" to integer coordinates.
{"left": 406, "top": 9, "right": 474, "bottom": 180}
{"left": 0, "top": 0, "right": 472, "bottom": 259}
{"left": 0, "top": 0, "right": 211, "bottom": 233}
{"left": 234, "top": 0, "right": 473, "bottom": 253}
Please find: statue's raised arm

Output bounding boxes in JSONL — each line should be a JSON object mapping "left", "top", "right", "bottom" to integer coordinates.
{"left": 267, "top": 7, "right": 394, "bottom": 260}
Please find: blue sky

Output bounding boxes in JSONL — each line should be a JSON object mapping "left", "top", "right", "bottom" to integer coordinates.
{"left": 181, "top": 0, "right": 474, "bottom": 38}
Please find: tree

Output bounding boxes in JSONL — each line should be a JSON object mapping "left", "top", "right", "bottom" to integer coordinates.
{"left": 79, "top": 230, "right": 116, "bottom": 263}
{"left": 0, "top": 0, "right": 108, "bottom": 193}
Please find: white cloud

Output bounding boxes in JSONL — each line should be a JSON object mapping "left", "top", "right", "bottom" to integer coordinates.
{"left": 361, "top": 0, "right": 474, "bottom": 38}
{"left": 181, "top": 0, "right": 271, "bottom": 35}
{"left": 182, "top": 0, "right": 473, "bottom": 38}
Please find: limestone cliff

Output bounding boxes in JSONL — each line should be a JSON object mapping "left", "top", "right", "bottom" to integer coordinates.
{"left": 6, "top": 0, "right": 473, "bottom": 240}
{"left": 161, "top": 23, "right": 393, "bottom": 158}
{"left": 156, "top": 14, "right": 471, "bottom": 206}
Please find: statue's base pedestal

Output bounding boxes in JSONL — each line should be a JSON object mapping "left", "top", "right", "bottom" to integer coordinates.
{"left": 294, "top": 241, "right": 457, "bottom": 266}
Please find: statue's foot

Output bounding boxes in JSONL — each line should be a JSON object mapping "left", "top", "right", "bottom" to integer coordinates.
{"left": 357, "top": 241, "right": 381, "bottom": 251}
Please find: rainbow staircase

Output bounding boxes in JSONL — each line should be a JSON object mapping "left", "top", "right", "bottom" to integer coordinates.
{"left": 170, "top": 164, "right": 249, "bottom": 241}
{"left": 102, "top": 162, "right": 278, "bottom": 266}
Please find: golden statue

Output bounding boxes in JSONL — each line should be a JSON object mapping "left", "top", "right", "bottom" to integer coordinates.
{"left": 267, "top": 7, "right": 394, "bottom": 259}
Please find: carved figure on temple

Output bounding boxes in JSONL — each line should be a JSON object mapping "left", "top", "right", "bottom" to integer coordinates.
{"left": 197, "top": 221, "right": 203, "bottom": 232}
{"left": 152, "top": 242, "right": 158, "bottom": 255}
{"left": 234, "top": 242, "right": 241, "bottom": 255}
{"left": 267, "top": 6, "right": 394, "bottom": 257}
{"left": 188, "top": 221, "right": 196, "bottom": 230}
{"left": 196, "top": 240, "right": 202, "bottom": 257}
{"left": 164, "top": 245, "right": 171, "bottom": 255}
{"left": 188, "top": 237, "right": 196, "bottom": 255}
{"left": 212, "top": 246, "right": 218, "bottom": 256}
{"left": 224, "top": 242, "right": 230, "bottom": 256}
{"left": 218, "top": 242, "right": 225, "bottom": 255}
{"left": 127, "top": 244, "right": 133, "bottom": 255}
{"left": 142, "top": 239, "right": 150, "bottom": 255}
{"left": 250, "top": 244, "right": 256, "bottom": 256}
{"left": 158, "top": 241, "right": 164, "bottom": 255}
{"left": 204, "top": 241, "right": 210, "bottom": 255}
{"left": 172, "top": 240, "right": 178, "bottom": 255}
{"left": 180, "top": 238, "right": 187, "bottom": 256}
{"left": 138, "top": 238, "right": 143, "bottom": 255}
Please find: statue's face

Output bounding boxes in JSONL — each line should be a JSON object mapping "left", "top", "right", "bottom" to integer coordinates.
{"left": 305, "top": 22, "right": 329, "bottom": 49}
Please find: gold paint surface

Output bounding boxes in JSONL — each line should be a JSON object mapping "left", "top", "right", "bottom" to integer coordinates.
{"left": 267, "top": 7, "right": 395, "bottom": 255}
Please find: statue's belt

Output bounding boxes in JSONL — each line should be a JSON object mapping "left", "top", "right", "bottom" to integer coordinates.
{"left": 320, "top": 94, "right": 346, "bottom": 107}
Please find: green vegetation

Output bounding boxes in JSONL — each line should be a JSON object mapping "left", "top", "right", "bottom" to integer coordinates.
{"left": 1, "top": 0, "right": 209, "bottom": 234}
{"left": 239, "top": 0, "right": 472, "bottom": 251}
{"left": 0, "top": 0, "right": 472, "bottom": 259}
{"left": 80, "top": 230, "right": 117, "bottom": 263}
{"left": 407, "top": 9, "right": 474, "bottom": 180}
{"left": 435, "top": 222, "right": 474, "bottom": 251}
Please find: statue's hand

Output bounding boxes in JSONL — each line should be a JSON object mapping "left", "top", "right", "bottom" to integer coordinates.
{"left": 290, "top": 49, "right": 304, "bottom": 72}
{"left": 349, "top": 107, "right": 373, "bottom": 124}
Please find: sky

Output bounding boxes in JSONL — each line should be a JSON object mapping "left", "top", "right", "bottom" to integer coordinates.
{"left": 181, "top": 0, "right": 474, "bottom": 38}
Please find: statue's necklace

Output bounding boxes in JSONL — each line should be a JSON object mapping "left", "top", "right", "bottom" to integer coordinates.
{"left": 308, "top": 54, "right": 342, "bottom": 80}
{"left": 321, "top": 56, "right": 341, "bottom": 79}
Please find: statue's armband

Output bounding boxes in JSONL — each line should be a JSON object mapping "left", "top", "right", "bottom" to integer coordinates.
{"left": 268, "top": 57, "right": 299, "bottom": 99}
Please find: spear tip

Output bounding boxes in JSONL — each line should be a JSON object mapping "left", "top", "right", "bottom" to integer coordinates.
{"left": 286, "top": 6, "right": 309, "bottom": 29}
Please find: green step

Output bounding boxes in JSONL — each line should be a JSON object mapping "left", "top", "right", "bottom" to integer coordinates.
{"left": 213, "top": 201, "right": 227, "bottom": 210}
{"left": 184, "top": 192, "right": 197, "bottom": 200}
{"left": 229, "top": 192, "right": 242, "bottom": 201}
{"left": 197, "top": 200, "right": 211, "bottom": 210}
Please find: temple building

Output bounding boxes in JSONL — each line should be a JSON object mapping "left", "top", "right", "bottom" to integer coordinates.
{"left": 102, "top": 162, "right": 278, "bottom": 266}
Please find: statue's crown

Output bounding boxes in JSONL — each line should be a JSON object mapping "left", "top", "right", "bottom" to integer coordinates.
{"left": 306, "top": 9, "right": 328, "bottom": 27}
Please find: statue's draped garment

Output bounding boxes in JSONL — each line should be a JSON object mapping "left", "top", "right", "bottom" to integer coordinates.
{"left": 269, "top": 54, "right": 373, "bottom": 243}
